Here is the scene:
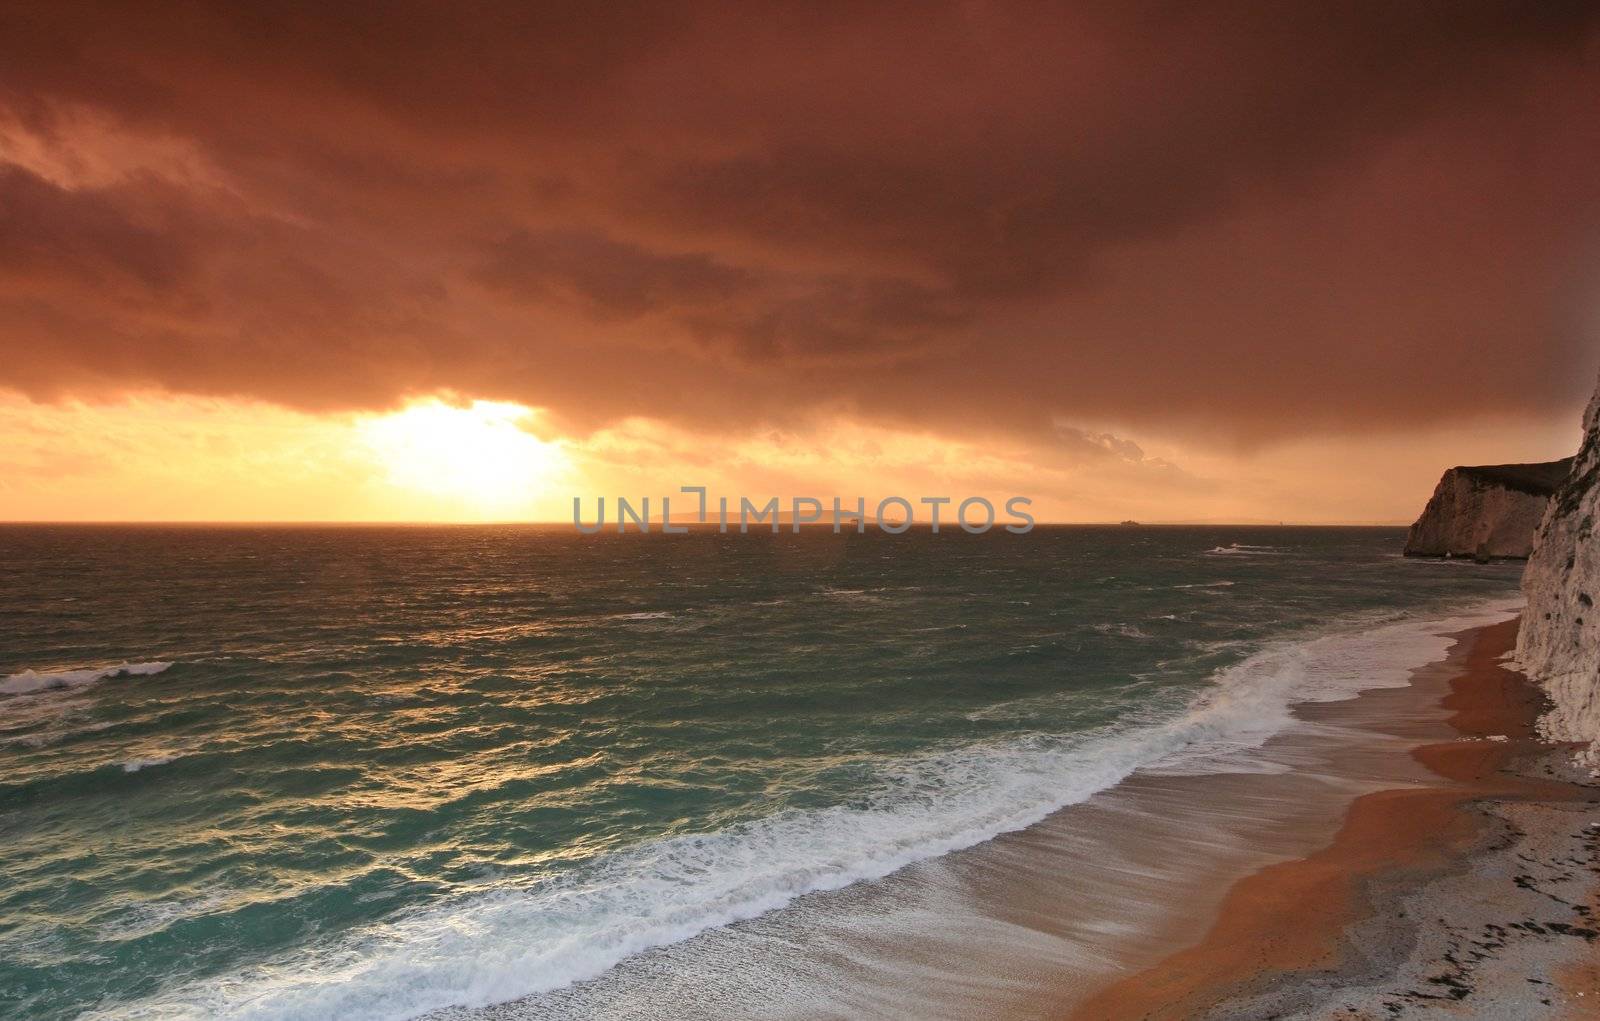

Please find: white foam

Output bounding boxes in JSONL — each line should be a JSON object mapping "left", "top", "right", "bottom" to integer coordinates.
{"left": 121, "top": 755, "right": 179, "bottom": 773}
{"left": 0, "top": 661, "right": 172, "bottom": 697}
{"left": 1145, "top": 599, "right": 1518, "bottom": 775}
{"left": 1204, "top": 543, "right": 1284, "bottom": 556}
{"left": 99, "top": 600, "right": 1518, "bottom": 1021}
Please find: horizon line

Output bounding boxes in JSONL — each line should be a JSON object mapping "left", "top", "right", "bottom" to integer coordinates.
{"left": 0, "top": 519, "right": 1414, "bottom": 528}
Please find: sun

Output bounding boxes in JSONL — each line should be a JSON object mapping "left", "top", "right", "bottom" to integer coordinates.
{"left": 358, "top": 398, "right": 570, "bottom": 519}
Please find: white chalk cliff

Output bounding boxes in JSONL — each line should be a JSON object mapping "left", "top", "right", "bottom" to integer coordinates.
{"left": 1404, "top": 461, "right": 1570, "bottom": 559}
{"left": 1517, "top": 372, "right": 1600, "bottom": 763}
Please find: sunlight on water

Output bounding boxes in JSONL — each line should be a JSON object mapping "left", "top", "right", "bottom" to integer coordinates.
{"left": 0, "top": 526, "right": 1521, "bottom": 1020}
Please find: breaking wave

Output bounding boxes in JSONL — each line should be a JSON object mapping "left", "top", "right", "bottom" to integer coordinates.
{"left": 0, "top": 661, "right": 172, "bottom": 697}
{"left": 1204, "top": 543, "right": 1286, "bottom": 556}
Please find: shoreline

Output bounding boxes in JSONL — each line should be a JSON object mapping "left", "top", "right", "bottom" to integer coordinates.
{"left": 1072, "top": 618, "right": 1600, "bottom": 1019}
{"left": 452, "top": 605, "right": 1555, "bottom": 1020}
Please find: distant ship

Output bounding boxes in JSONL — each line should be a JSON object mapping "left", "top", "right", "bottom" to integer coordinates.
{"left": 1119, "top": 519, "right": 1140, "bottom": 526}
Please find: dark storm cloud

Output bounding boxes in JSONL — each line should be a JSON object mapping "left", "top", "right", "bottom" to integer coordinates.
{"left": 0, "top": 166, "right": 195, "bottom": 293}
{"left": 478, "top": 231, "right": 758, "bottom": 319}
{"left": 1, "top": 0, "right": 1597, "bottom": 439}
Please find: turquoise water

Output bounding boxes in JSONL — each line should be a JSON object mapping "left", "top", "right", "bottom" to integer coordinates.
{"left": 0, "top": 525, "right": 1521, "bottom": 1020}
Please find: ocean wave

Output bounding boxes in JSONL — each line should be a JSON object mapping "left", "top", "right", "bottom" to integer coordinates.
{"left": 0, "top": 719, "right": 114, "bottom": 749}
{"left": 820, "top": 587, "right": 891, "bottom": 604}
{"left": 1091, "top": 622, "right": 1151, "bottom": 639}
{"left": 98, "top": 599, "right": 1519, "bottom": 1021}
{"left": 98, "top": 729, "right": 1173, "bottom": 1021}
{"left": 97, "top": 891, "right": 232, "bottom": 942}
{"left": 1145, "top": 599, "right": 1518, "bottom": 775}
{"left": 120, "top": 755, "right": 180, "bottom": 773}
{"left": 1203, "top": 543, "right": 1285, "bottom": 556}
{"left": 0, "top": 661, "right": 172, "bottom": 697}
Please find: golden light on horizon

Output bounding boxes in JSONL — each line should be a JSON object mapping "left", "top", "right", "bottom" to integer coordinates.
{"left": 358, "top": 399, "right": 571, "bottom": 519}
{"left": 0, "top": 388, "right": 1583, "bottom": 525}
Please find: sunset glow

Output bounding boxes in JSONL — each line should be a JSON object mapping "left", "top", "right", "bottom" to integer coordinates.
{"left": 0, "top": 4, "right": 1596, "bottom": 522}
{"left": 358, "top": 400, "right": 571, "bottom": 519}
{"left": 0, "top": 389, "right": 1580, "bottom": 524}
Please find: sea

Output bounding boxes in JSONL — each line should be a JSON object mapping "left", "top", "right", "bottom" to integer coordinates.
{"left": 0, "top": 525, "right": 1524, "bottom": 1020}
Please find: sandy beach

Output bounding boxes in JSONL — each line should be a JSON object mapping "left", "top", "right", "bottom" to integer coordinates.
{"left": 1073, "top": 618, "right": 1600, "bottom": 1020}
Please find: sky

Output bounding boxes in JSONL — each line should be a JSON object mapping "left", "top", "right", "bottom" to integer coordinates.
{"left": 1, "top": 2, "right": 1598, "bottom": 523}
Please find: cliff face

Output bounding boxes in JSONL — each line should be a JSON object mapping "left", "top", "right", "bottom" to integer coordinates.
{"left": 1517, "top": 375, "right": 1600, "bottom": 763}
{"left": 1403, "top": 460, "right": 1572, "bottom": 559}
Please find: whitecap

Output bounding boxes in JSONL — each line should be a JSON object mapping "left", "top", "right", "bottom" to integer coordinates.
{"left": 121, "top": 755, "right": 179, "bottom": 773}
{"left": 1203, "top": 543, "right": 1285, "bottom": 556}
{"left": 0, "top": 661, "right": 172, "bottom": 697}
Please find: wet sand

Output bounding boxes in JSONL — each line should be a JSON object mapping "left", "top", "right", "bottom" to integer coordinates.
{"left": 1071, "top": 618, "right": 1600, "bottom": 1020}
